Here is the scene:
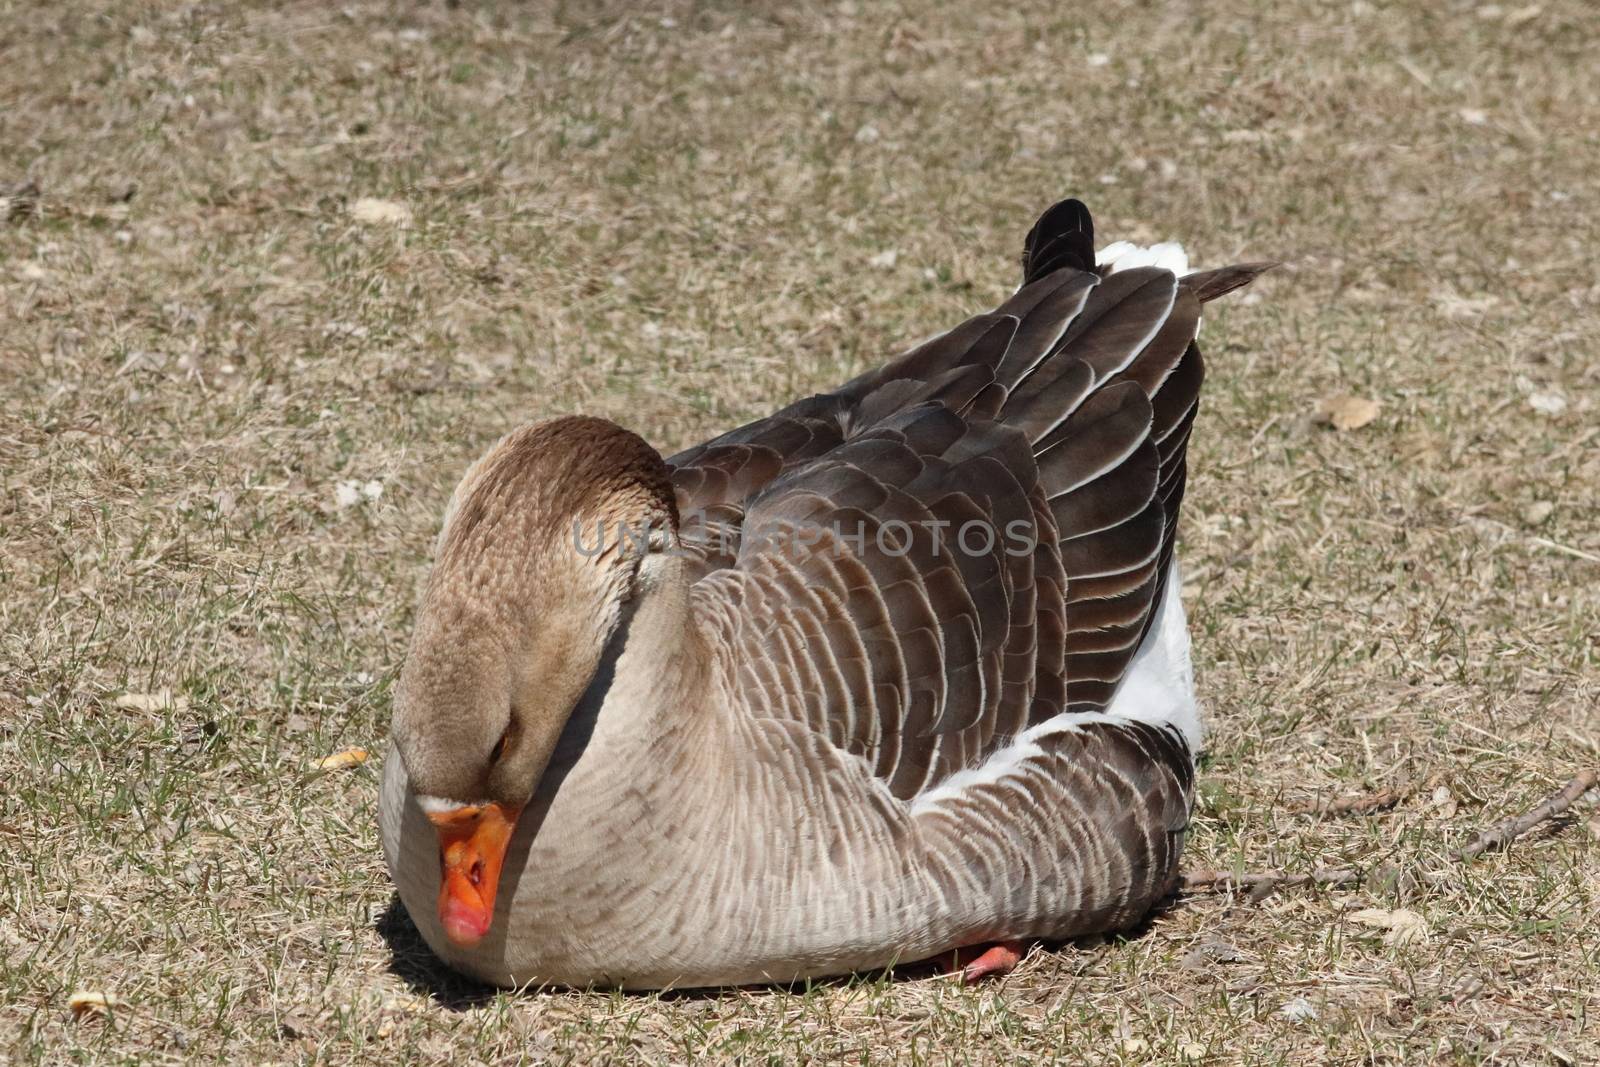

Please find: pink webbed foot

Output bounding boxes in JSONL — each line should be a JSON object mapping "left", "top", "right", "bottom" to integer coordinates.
{"left": 953, "top": 940, "right": 1027, "bottom": 984}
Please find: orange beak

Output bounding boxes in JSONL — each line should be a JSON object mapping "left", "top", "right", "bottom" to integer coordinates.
{"left": 427, "top": 801, "right": 522, "bottom": 947}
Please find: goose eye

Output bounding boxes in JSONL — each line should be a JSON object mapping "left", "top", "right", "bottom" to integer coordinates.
{"left": 491, "top": 726, "right": 513, "bottom": 763}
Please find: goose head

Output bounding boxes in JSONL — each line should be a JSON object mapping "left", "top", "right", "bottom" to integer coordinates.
{"left": 391, "top": 415, "right": 678, "bottom": 947}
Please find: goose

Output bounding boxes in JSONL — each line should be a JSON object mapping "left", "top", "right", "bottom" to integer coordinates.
{"left": 379, "top": 198, "right": 1271, "bottom": 990}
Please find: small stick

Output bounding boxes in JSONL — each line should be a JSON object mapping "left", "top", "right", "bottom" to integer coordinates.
{"left": 1457, "top": 769, "right": 1599, "bottom": 861}
{"left": 1183, "top": 769, "right": 1599, "bottom": 900}
{"left": 1182, "top": 866, "right": 1364, "bottom": 894}
{"left": 1289, "top": 788, "right": 1402, "bottom": 817}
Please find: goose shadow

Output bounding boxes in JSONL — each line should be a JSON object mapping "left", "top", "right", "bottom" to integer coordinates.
{"left": 375, "top": 884, "right": 1169, "bottom": 1008}
{"left": 376, "top": 893, "right": 501, "bottom": 1010}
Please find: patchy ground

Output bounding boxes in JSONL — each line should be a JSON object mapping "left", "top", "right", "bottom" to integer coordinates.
{"left": 2, "top": 1, "right": 1597, "bottom": 1063}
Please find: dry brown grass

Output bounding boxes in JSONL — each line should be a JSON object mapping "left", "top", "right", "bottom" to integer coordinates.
{"left": 3, "top": 1, "right": 1598, "bottom": 1063}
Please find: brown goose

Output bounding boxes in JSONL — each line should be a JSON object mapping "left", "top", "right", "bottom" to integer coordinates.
{"left": 379, "top": 198, "right": 1270, "bottom": 989}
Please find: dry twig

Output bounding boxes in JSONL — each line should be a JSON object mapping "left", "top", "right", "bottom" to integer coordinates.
{"left": 1457, "top": 769, "right": 1599, "bottom": 860}
{"left": 1185, "top": 769, "right": 1599, "bottom": 897}
{"left": 1289, "top": 788, "right": 1402, "bottom": 817}
{"left": 1182, "top": 867, "right": 1364, "bottom": 894}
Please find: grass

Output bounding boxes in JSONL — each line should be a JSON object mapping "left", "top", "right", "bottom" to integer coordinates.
{"left": 2, "top": 0, "right": 1597, "bottom": 1062}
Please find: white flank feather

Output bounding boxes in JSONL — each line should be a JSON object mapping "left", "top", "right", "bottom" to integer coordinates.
{"left": 1102, "top": 558, "right": 1202, "bottom": 751}
{"left": 1097, "top": 239, "right": 1190, "bottom": 276}
{"left": 912, "top": 559, "right": 1201, "bottom": 813}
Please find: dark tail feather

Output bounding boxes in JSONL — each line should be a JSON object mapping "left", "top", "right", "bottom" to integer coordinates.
{"left": 1180, "top": 262, "right": 1278, "bottom": 303}
{"left": 1021, "top": 198, "right": 1096, "bottom": 284}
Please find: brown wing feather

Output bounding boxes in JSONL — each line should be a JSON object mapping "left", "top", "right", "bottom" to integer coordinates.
{"left": 674, "top": 199, "right": 1266, "bottom": 797}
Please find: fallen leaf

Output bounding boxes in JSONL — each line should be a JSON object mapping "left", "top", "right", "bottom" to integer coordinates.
{"left": 113, "top": 691, "right": 189, "bottom": 713}
{"left": 349, "top": 197, "right": 412, "bottom": 226}
{"left": 333, "top": 481, "right": 363, "bottom": 509}
{"left": 1314, "top": 395, "right": 1380, "bottom": 432}
{"left": 1349, "top": 907, "right": 1430, "bottom": 945}
{"left": 1430, "top": 784, "right": 1459, "bottom": 818}
{"left": 333, "top": 478, "right": 384, "bottom": 509}
{"left": 1546, "top": 1045, "right": 1577, "bottom": 1067}
{"left": 1527, "top": 391, "right": 1567, "bottom": 416}
{"left": 1279, "top": 996, "right": 1319, "bottom": 1022}
{"left": 1521, "top": 500, "right": 1554, "bottom": 526}
{"left": 1433, "top": 291, "right": 1499, "bottom": 318}
{"left": 1180, "top": 938, "right": 1245, "bottom": 972}
{"left": 380, "top": 995, "right": 426, "bottom": 1015}
{"left": 310, "top": 747, "right": 369, "bottom": 773}
{"left": 68, "top": 990, "right": 123, "bottom": 1019}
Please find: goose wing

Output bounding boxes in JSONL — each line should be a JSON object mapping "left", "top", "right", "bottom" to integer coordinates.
{"left": 670, "top": 199, "right": 1268, "bottom": 799}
